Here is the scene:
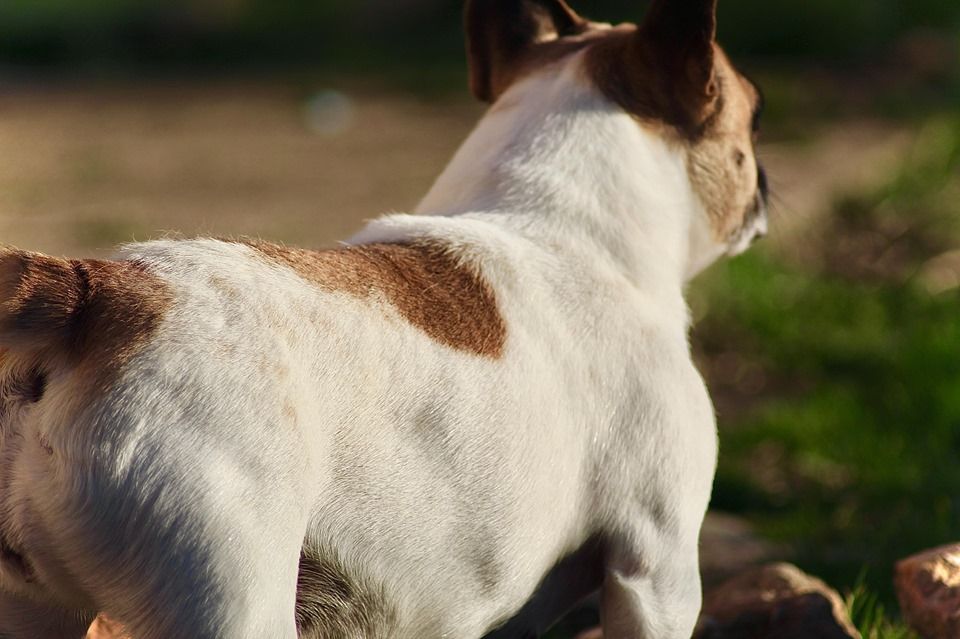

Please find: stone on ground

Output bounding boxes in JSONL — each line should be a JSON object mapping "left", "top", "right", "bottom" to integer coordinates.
{"left": 694, "top": 562, "right": 861, "bottom": 639}
{"left": 699, "top": 512, "right": 780, "bottom": 588}
{"left": 895, "top": 544, "right": 960, "bottom": 639}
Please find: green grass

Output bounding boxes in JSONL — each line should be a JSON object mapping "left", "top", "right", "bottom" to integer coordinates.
{"left": 694, "top": 116, "right": 960, "bottom": 611}
{"left": 846, "top": 580, "right": 920, "bottom": 639}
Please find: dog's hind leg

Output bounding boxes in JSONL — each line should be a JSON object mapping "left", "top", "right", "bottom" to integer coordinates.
{"left": 68, "top": 487, "right": 306, "bottom": 639}
{"left": 61, "top": 449, "right": 308, "bottom": 639}
{"left": 0, "top": 590, "right": 95, "bottom": 639}
{"left": 3, "top": 463, "right": 305, "bottom": 639}
{"left": 597, "top": 538, "right": 702, "bottom": 639}
{"left": 0, "top": 249, "right": 307, "bottom": 638}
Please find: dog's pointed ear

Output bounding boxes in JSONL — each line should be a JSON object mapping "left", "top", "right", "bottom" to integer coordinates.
{"left": 465, "top": 0, "right": 588, "bottom": 102}
{"left": 635, "top": 0, "right": 720, "bottom": 115}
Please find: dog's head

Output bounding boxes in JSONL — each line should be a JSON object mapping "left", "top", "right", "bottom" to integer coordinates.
{"left": 465, "top": 0, "right": 768, "bottom": 277}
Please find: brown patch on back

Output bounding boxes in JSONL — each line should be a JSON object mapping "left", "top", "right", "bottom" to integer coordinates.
{"left": 295, "top": 548, "right": 395, "bottom": 639}
{"left": 247, "top": 240, "right": 507, "bottom": 359}
{"left": 0, "top": 250, "right": 172, "bottom": 382}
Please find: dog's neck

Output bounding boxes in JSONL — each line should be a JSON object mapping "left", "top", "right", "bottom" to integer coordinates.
{"left": 416, "top": 57, "right": 705, "bottom": 322}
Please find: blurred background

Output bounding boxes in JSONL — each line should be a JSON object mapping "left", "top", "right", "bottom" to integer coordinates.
{"left": 0, "top": 1, "right": 958, "bottom": 636}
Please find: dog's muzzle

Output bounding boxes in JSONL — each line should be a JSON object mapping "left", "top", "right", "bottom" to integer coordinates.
{"left": 726, "top": 165, "right": 769, "bottom": 256}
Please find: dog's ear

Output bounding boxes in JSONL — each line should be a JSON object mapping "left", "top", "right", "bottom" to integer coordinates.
{"left": 633, "top": 0, "right": 720, "bottom": 129}
{"left": 465, "top": 0, "right": 588, "bottom": 102}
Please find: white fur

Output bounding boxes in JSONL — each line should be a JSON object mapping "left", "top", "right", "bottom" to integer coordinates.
{"left": 0, "top": 49, "right": 758, "bottom": 639}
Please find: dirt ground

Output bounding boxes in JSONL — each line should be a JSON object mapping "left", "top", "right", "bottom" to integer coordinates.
{"left": 0, "top": 81, "right": 483, "bottom": 257}
{"left": 0, "top": 80, "right": 909, "bottom": 259}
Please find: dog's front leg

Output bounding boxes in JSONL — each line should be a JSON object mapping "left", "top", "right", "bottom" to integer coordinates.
{"left": 597, "top": 539, "right": 702, "bottom": 639}
{"left": 0, "top": 590, "right": 95, "bottom": 639}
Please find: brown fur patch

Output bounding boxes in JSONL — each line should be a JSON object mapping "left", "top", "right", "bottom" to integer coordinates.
{"left": 247, "top": 240, "right": 507, "bottom": 359}
{"left": 295, "top": 548, "right": 395, "bottom": 639}
{"left": 0, "top": 251, "right": 172, "bottom": 381}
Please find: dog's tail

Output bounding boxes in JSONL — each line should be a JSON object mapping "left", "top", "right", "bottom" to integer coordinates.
{"left": 0, "top": 249, "right": 171, "bottom": 365}
{"left": 0, "top": 249, "right": 89, "bottom": 355}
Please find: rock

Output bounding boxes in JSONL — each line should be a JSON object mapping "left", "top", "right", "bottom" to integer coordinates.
{"left": 86, "top": 614, "right": 130, "bottom": 639}
{"left": 694, "top": 563, "right": 861, "bottom": 639}
{"left": 895, "top": 544, "right": 960, "bottom": 639}
{"left": 920, "top": 250, "right": 960, "bottom": 295}
{"left": 700, "top": 512, "right": 782, "bottom": 589}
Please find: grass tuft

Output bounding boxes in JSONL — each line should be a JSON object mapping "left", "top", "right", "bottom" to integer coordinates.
{"left": 845, "top": 578, "right": 919, "bottom": 639}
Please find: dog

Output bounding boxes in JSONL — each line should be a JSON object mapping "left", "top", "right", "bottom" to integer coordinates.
{"left": 0, "top": 0, "right": 767, "bottom": 637}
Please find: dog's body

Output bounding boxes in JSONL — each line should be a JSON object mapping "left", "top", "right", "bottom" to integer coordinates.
{"left": 0, "top": 1, "right": 766, "bottom": 637}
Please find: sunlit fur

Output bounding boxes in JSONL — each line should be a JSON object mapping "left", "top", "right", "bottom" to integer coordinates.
{"left": 0, "top": 37, "right": 761, "bottom": 639}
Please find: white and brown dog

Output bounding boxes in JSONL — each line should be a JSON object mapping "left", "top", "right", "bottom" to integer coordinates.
{"left": 0, "top": 0, "right": 767, "bottom": 637}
